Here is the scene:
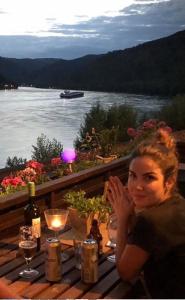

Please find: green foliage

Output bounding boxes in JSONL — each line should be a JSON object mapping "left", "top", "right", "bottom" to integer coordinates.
{"left": 31, "top": 134, "right": 63, "bottom": 163}
{"left": 73, "top": 160, "right": 100, "bottom": 172}
{"left": 74, "top": 102, "right": 138, "bottom": 150}
{"left": 97, "top": 127, "right": 119, "bottom": 157}
{"left": 156, "top": 94, "right": 185, "bottom": 130}
{"left": 5, "top": 156, "right": 27, "bottom": 168}
{"left": 75, "top": 102, "right": 107, "bottom": 149}
{"left": 105, "top": 104, "right": 138, "bottom": 142}
{"left": 64, "top": 190, "right": 111, "bottom": 221}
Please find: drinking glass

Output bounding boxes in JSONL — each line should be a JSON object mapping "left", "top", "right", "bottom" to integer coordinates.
{"left": 107, "top": 214, "right": 117, "bottom": 263}
{"left": 19, "top": 226, "right": 39, "bottom": 278}
{"left": 44, "top": 209, "right": 69, "bottom": 261}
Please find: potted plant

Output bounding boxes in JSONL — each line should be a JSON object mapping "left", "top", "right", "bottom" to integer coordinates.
{"left": 64, "top": 190, "right": 111, "bottom": 240}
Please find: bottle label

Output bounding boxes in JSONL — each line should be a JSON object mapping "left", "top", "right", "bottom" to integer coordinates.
{"left": 32, "top": 217, "right": 41, "bottom": 238}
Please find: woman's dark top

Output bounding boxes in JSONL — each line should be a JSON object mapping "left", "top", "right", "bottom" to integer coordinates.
{"left": 128, "top": 193, "right": 185, "bottom": 298}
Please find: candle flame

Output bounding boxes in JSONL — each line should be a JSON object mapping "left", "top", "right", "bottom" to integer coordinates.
{"left": 51, "top": 218, "right": 62, "bottom": 229}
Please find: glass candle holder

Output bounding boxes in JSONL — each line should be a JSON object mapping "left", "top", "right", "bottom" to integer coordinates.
{"left": 44, "top": 209, "right": 69, "bottom": 234}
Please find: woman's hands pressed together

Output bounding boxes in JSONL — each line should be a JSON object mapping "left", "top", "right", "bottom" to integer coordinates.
{"left": 107, "top": 176, "right": 134, "bottom": 223}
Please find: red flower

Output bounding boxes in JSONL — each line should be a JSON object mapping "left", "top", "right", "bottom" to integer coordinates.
{"left": 11, "top": 177, "right": 26, "bottom": 187}
{"left": 1, "top": 176, "right": 26, "bottom": 188}
{"left": 51, "top": 157, "right": 62, "bottom": 166}
{"left": 26, "top": 160, "right": 44, "bottom": 171}
{"left": 1, "top": 177, "right": 12, "bottom": 187}
{"left": 127, "top": 128, "right": 137, "bottom": 138}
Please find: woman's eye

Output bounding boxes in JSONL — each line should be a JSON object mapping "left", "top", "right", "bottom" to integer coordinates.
{"left": 129, "top": 172, "right": 136, "bottom": 179}
{"left": 145, "top": 175, "right": 156, "bottom": 181}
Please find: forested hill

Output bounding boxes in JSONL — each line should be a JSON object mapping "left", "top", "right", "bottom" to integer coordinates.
{"left": 0, "top": 29, "right": 185, "bottom": 96}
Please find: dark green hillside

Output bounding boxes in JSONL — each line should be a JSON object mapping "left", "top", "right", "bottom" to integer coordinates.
{"left": 0, "top": 57, "right": 59, "bottom": 84}
{"left": 30, "top": 55, "right": 100, "bottom": 89}
{"left": 0, "top": 29, "right": 185, "bottom": 95}
{"left": 0, "top": 72, "right": 18, "bottom": 89}
{"left": 28, "top": 30, "right": 185, "bottom": 95}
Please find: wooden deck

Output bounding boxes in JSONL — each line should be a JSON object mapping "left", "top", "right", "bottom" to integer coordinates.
{"left": 0, "top": 227, "right": 133, "bottom": 299}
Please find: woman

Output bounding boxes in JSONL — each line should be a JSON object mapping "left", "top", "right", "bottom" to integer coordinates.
{"left": 107, "top": 129, "right": 185, "bottom": 298}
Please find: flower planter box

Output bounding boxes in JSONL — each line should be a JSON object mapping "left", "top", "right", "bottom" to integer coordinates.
{"left": 68, "top": 207, "right": 94, "bottom": 240}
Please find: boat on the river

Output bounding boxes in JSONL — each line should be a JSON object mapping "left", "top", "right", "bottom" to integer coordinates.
{"left": 60, "top": 90, "right": 84, "bottom": 99}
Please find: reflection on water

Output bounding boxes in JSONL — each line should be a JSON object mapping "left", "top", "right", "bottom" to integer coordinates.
{"left": 0, "top": 87, "right": 168, "bottom": 168}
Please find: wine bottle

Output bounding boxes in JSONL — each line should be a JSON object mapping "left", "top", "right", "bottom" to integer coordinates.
{"left": 24, "top": 182, "right": 41, "bottom": 251}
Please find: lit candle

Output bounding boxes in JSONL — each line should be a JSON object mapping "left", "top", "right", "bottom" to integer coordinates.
{"left": 51, "top": 218, "right": 62, "bottom": 229}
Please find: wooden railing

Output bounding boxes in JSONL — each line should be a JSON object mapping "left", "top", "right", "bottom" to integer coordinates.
{"left": 0, "top": 156, "right": 130, "bottom": 234}
{"left": 0, "top": 140, "right": 185, "bottom": 236}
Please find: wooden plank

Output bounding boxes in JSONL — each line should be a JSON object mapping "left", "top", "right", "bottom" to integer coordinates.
{"left": 104, "top": 280, "right": 132, "bottom": 299}
{"left": 82, "top": 268, "right": 120, "bottom": 299}
{"left": 8, "top": 281, "right": 33, "bottom": 296}
{"left": 0, "top": 250, "right": 21, "bottom": 268}
{"left": 0, "top": 243, "right": 18, "bottom": 258}
{"left": 0, "top": 235, "right": 19, "bottom": 245}
{"left": 22, "top": 253, "right": 76, "bottom": 299}
{"left": 0, "top": 207, "right": 24, "bottom": 231}
{"left": 58, "top": 259, "right": 115, "bottom": 299}
{"left": 35, "top": 268, "right": 80, "bottom": 299}
{"left": 3, "top": 252, "right": 45, "bottom": 282}
{"left": 22, "top": 279, "right": 50, "bottom": 299}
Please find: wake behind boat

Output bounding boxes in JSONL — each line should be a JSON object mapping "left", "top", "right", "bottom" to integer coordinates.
{"left": 60, "top": 90, "right": 84, "bottom": 99}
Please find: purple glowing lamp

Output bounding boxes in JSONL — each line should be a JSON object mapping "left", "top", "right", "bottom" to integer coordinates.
{"left": 61, "top": 149, "right": 76, "bottom": 173}
{"left": 61, "top": 148, "right": 76, "bottom": 163}
{"left": 60, "top": 149, "right": 77, "bottom": 174}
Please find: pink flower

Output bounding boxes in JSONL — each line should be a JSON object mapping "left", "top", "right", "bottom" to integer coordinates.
{"left": 163, "top": 126, "right": 172, "bottom": 133}
{"left": 51, "top": 157, "right": 62, "bottom": 166}
{"left": 142, "top": 119, "right": 156, "bottom": 129}
{"left": 127, "top": 128, "right": 137, "bottom": 138}
{"left": 26, "top": 160, "right": 44, "bottom": 171}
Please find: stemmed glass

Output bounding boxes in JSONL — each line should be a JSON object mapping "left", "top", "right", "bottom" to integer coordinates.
{"left": 107, "top": 214, "right": 117, "bottom": 263}
{"left": 44, "top": 209, "right": 69, "bottom": 261}
{"left": 19, "top": 226, "right": 39, "bottom": 278}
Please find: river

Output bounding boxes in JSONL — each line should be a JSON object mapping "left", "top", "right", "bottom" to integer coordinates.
{"left": 0, "top": 87, "right": 168, "bottom": 168}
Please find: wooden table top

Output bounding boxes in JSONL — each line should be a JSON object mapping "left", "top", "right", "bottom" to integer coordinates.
{"left": 0, "top": 230, "right": 132, "bottom": 299}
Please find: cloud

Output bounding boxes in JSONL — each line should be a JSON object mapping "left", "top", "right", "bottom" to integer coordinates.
{"left": 0, "top": 0, "right": 184, "bottom": 59}
{"left": 46, "top": 0, "right": 185, "bottom": 49}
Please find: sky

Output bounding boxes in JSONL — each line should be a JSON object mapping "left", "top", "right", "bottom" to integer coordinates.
{"left": 0, "top": 0, "right": 185, "bottom": 59}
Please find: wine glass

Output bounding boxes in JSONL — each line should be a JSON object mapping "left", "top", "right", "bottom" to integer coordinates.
{"left": 44, "top": 209, "right": 69, "bottom": 261}
{"left": 107, "top": 214, "right": 117, "bottom": 263}
{"left": 19, "top": 226, "right": 39, "bottom": 278}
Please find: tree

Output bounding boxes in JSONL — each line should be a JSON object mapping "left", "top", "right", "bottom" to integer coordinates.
{"left": 32, "top": 134, "right": 63, "bottom": 163}
{"left": 74, "top": 102, "right": 138, "bottom": 149}
{"left": 156, "top": 94, "right": 185, "bottom": 130}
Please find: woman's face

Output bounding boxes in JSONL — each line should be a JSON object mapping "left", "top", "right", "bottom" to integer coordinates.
{"left": 128, "top": 156, "right": 170, "bottom": 209}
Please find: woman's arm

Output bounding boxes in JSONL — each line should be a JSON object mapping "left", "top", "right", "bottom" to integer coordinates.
{"left": 0, "top": 280, "right": 21, "bottom": 299}
{"left": 107, "top": 176, "right": 149, "bottom": 282}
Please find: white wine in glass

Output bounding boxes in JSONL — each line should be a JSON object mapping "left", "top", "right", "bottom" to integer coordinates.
{"left": 19, "top": 226, "right": 39, "bottom": 278}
